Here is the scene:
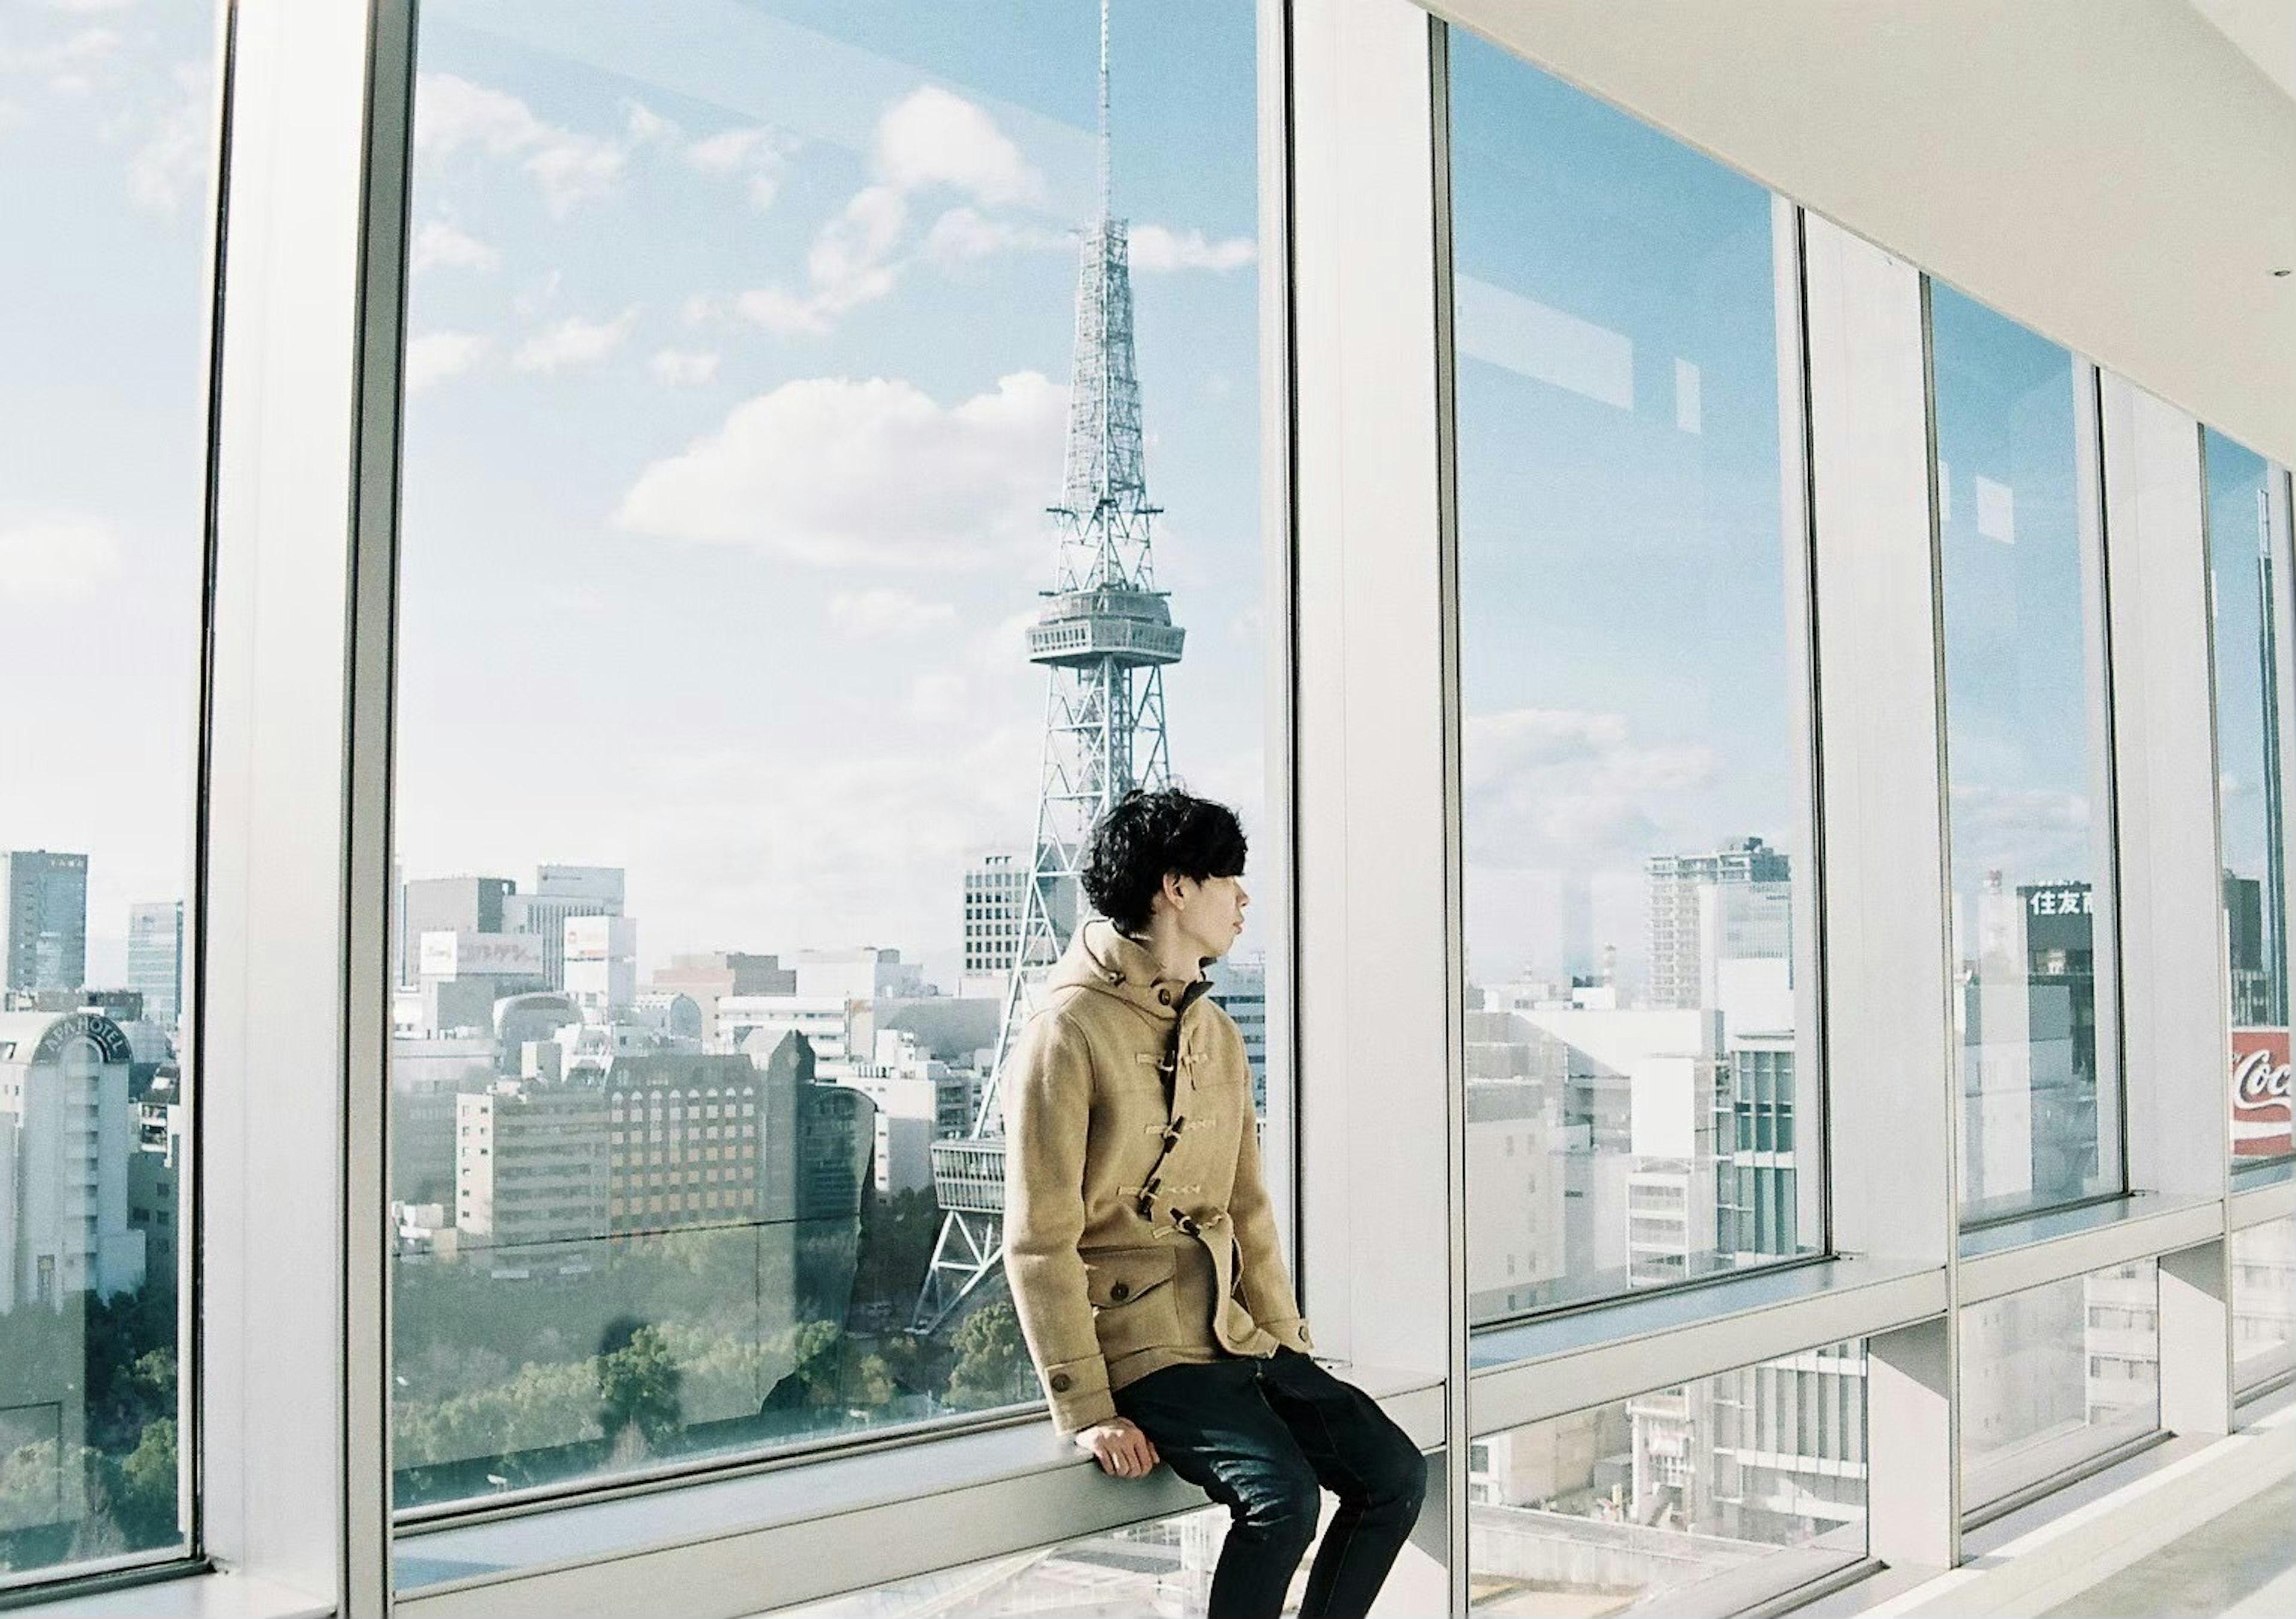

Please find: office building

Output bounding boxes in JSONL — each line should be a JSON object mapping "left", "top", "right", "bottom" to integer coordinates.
{"left": 502, "top": 864, "right": 625, "bottom": 991}
{"left": 1, "top": 851, "right": 89, "bottom": 995}
{"left": 1645, "top": 838, "right": 1791, "bottom": 1011}
{"left": 397, "top": 875, "right": 514, "bottom": 988}
{"left": 125, "top": 900, "right": 185, "bottom": 1029}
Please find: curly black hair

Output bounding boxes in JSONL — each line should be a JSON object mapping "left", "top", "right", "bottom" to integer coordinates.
{"left": 1079, "top": 789, "right": 1248, "bottom": 934}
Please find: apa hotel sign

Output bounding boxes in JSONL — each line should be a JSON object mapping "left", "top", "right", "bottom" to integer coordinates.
{"left": 2230, "top": 1027, "right": 2294, "bottom": 1159}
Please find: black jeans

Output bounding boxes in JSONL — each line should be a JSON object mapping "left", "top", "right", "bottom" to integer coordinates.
{"left": 1113, "top": 1349, "right": 1427, "bottom": 1619}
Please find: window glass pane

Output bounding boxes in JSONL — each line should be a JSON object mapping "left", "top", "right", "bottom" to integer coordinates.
{"left": 2233, "top": 1217, "right": 2296, "bottom": 1393}
{"left": 1468, "top": 1345, "right": 1868, "bottom": 1614}
{"left": 758, "top": 1493, "right": 1446, "bottom": 1616}
{"left": 2209, "top": 431, "right": 2296, "bottom": 1169}
{"left": 1929, "top": 285, "right": 2121, "bottom": 1223}
{"left": 1959, "top": 1260, "right": 2158, "bottom": 1511}
{"left": 392, "top": 0, "right": 1273, "bottom": 1513}
{"left": 1447, "top": 31, "right": 1821, "bottom": 1325}
{"left": 0, "top": 2, "right": 214, "bottom": 1584}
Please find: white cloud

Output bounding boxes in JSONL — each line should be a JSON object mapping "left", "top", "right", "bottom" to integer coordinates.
{"left": 908, "top": 671, "right": 969, "bottom": 722}
{"left": 624, "top": 100, "right": 676, "bottom": 145}
{"left": 405, "top": 331, "right": 487, "bottom": 393}
{"left": 686, "top": 126, "right": 788, "bottom": 210}
{"left": 513, "top": 308, "right": 639, "bottom": 373}
{"left": 411, "top": 219, "right": 499, "bottom": 274}
{"left": 414, "top": 73, "right": 624, "bottom": 215}
{"left": 124, "top": 59, "right": 208, "bottom": 211}
{"left": 1129, "top": 224, "right": 1256, "bottom": 274}
{"left": 1463, "top": 708, "right": 1715, "bottom": 866}
{"left": 38, "top": 0, "right": 134, "bottom": 12}
{"left": 616, "top": 370, "right": 1064, "bottom": 570}
{"left": 648, "top": 349, "right": 720, "bottom": 386}
{"left": 875, "top": 85, "right": 1043, "bottom": 206}
{"left": 828, "top": 588, "right": 959, "bottom": 639}
{"left": 728, "top": 89, "right": 1046, "bottom": 337}
{"left": 0, "top": 514, "right": 121, "bottom": 603}
{"left": 1, "top": 26, "right": 120, "bottom": 96}
{"left": 923, "top": 206, "right": 1062, "bottom": 266}
{"left": 735, "top": 185, "right": 906, "bottom": 335}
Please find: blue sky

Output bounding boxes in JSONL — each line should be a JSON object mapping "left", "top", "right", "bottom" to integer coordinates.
{"left": 0, "top": 0, "right": 215, "bottom": 984}
{"left": 392, "top": 0, "right": 1267, "bottom": 981}
{"left": 1447, "top": 30, "right": 1797, "bottom": 988}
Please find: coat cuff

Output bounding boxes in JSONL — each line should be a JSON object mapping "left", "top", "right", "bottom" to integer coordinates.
{"left": 1042, "top": 1352, "right": 1116, "bottom": 1435}
{"left": 1260, "top": 1316, "right": 1314, "bottom": 1355}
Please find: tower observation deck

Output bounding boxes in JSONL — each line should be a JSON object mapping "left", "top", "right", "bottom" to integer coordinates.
{"left": 914, "top": 0, "right": 1184, "bottom": 1332}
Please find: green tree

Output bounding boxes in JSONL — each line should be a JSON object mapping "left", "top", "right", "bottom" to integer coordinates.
{"left": 944, "top": 1302, "right": 1033, "bottom": 1412}
{"left": 596, "top": 1323, "right": 683, "bottom": 1449}
{"left": 118, "top": 1419, "right": 177, "bottom": 1548}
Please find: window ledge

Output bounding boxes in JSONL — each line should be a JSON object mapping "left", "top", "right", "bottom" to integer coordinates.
{"left": 1468, "top": 1254, "right": 1944, "bottom": 1435}
{"left": 18, "top": 1569, "right": 328, "bottom": 1619}
{"left": 1957, "top": 1191, "right": 2223, "bottom": 1305}
{"left": 391, "top": 1363, "right": 1439, "bottom": 1618}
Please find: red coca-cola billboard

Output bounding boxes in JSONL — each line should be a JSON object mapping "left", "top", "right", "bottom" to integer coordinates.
{"left": 2230, "top": 1027, "right": 2294, "bottom": 1159}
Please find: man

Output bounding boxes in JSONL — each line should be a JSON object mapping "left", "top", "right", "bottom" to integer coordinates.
{"left": 1003, "top": 788, "right": 1426, "bottom": 1619}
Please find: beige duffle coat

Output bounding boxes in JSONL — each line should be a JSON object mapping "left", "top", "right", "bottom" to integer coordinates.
{"left": 1003, "top": 920, "right": 1311, "bottom": 1434}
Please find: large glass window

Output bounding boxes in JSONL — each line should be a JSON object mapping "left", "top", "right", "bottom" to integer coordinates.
{"left": 0, "top": 1, "right": 216, "bottom": 1586}
{"left": 1929, "top": 286, "right": 2123, "bottom": 1224}
{"left": 1448, "top": 31, "right": 1821, "bottom": 1323}
{"left": 1959, "top": 1260, "right": 2158, "bottom": 1512}
{"left": 1467, "top": 1346, "right": 1868, "bottom": 1614}
{"left": 390, "top": 0, "right": 1275, "bottom": 1513}
{"left": 2233, "top": 1217, "right": 2295, "bottom": 1394}
{"left": 2207, "top": 430, "right": 2295, "bottom": 1172}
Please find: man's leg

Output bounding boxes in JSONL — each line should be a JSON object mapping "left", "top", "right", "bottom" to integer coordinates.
{"left": 1114, "top": 1360, "right": 1324, "bottom": 1619}
{"left": 1254, "top": 1350, "right": 1428, "bottom": 1619}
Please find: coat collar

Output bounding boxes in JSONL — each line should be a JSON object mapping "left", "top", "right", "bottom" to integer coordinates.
{"left": 1052, "top": 918, "right": 1209, "bottom": 1025}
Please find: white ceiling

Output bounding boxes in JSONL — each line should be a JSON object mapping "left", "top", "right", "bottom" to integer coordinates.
{"left": 2193, "top": 0, "right": 2296, "bottom": 104}
{"left": 1433, "top": 0, "right": 2296, "bottom": 465}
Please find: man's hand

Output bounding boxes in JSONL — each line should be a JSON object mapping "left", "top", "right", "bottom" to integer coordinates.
{"left": 1074, "top": 1418, "right": 1160, "bottom": 1479}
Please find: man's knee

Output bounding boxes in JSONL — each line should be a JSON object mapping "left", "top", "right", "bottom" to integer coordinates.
{"left": 1235, "top": 1464, "right": 1323, "bottom": 1549}
{"left": 1354, "top": 1431, "right": 1428, "bottom": 1518}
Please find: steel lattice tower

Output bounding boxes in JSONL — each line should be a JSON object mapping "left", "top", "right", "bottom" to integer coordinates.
{"left": 914, "top": 0, "right": 1183, "bottom": 1333}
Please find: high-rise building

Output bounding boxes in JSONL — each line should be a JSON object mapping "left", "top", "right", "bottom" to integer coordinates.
{"left": 1645, "top": 838, "right": 1790, "bottom": 1010}
{"left": 961, "top": 852, "right": 1028, "bottom": 997}
{"left": 564, "top": 915, "right": 639, "bottom": 1019}
{"left": 398, "top": 875, "right": 515, "bottom": 988}
{"left": 0, "top": 1011, "right": 146, "bottom": 1311}
{"left": 126, "top": 900, "right": 186, "bottom": 1028}
{"left": 2, "top": 850, "right": 90, "bottom": 994}
{"left": 1207, "top": 956, "right": 1268, "bottom": 1115}
{"left": 503, "top": 865, "right": 626, "bottom": 991}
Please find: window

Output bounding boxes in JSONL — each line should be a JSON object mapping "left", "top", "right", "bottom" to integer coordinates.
{"left": 2206, "top": 429, "right": 2296, "bottom": 1171}
{"left": 1959, "top": 1260, "right": 2158, "bottom": 1512}
{"left": 1467, "top": 1345, "right": 1868, "bottom": 1612}
{"left": 2232, "top": 1217, "right": 2295, "bottom": 1393}
{"left": 1447, "top": 29, "right": 1821, "bottom": 1323}
{"left": 0, "top": 0, "right": 216, "bottom": 1586}
{"left": 390, "top": 0, "right": 1273, "bottom": 1514}
{"left": 1928, "top": 285, "right": 2123, "bottom": 1223}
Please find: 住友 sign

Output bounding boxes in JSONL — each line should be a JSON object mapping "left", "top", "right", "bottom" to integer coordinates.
{"left": 2230, "top": 1027, "right": 2294, "bottom": 1159}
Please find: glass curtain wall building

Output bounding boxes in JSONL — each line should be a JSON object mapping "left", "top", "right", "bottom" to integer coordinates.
{"left": 4, "top": 1, "right": 2292, "bottom": 1615}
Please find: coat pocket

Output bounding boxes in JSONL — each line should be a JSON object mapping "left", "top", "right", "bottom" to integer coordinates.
{"left": 1082, "top": 1244, "right": 1181, "bottom": 1363}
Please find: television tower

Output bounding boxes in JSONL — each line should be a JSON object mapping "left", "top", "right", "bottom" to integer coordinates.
{"left": 915, "top": 0, "right": 1183, "bottom": 1332}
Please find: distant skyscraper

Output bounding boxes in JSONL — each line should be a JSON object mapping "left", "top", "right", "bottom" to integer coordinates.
{"left": 398, "top": 875, "right": 515, "bottom": 988}
{"left": 961, "top": 852, "right": 1028, "bottom": 994}
{"left": 1, "top": 850, "right": 90, "bottom": 994}
{"left": 1645, "top": 837, "right": 1791, "bottom": 1010}
{"left": 504, "top": 865, "right": 626, "bottom": 992}
{"left": 126, "top": 900, "right": 185, "bottom": 1027}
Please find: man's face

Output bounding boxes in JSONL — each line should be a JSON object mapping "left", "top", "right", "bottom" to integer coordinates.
{"left": 1170, "top": 872, "right": 1249, "bottom": 961}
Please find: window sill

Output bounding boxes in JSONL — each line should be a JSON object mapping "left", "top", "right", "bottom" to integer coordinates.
{"left": 1467, "top": 1254, "right": 1944, "bottom": 1435}
{"left": 1956, "top": 1191, "right": 2223, "bottom": 1305}
{"left": 14, "top": 1569, "right": 326, "bottom": 1619}
{"left": 391, "top": 1362, "right": 1439, "bottom": 1618}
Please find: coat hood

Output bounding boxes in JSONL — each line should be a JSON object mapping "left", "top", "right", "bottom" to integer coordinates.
{"left": 1049, "top": 918, "right": 1207, "bottom": 1025}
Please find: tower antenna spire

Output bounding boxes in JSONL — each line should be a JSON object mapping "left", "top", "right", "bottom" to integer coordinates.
{"left": 1097, "top": 0, "right": 1112, "bottom": 222}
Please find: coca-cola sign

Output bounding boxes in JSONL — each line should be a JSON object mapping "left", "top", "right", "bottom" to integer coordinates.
{"left": 2230, "top": 1027, "right": 2294, "bottom": 1159}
